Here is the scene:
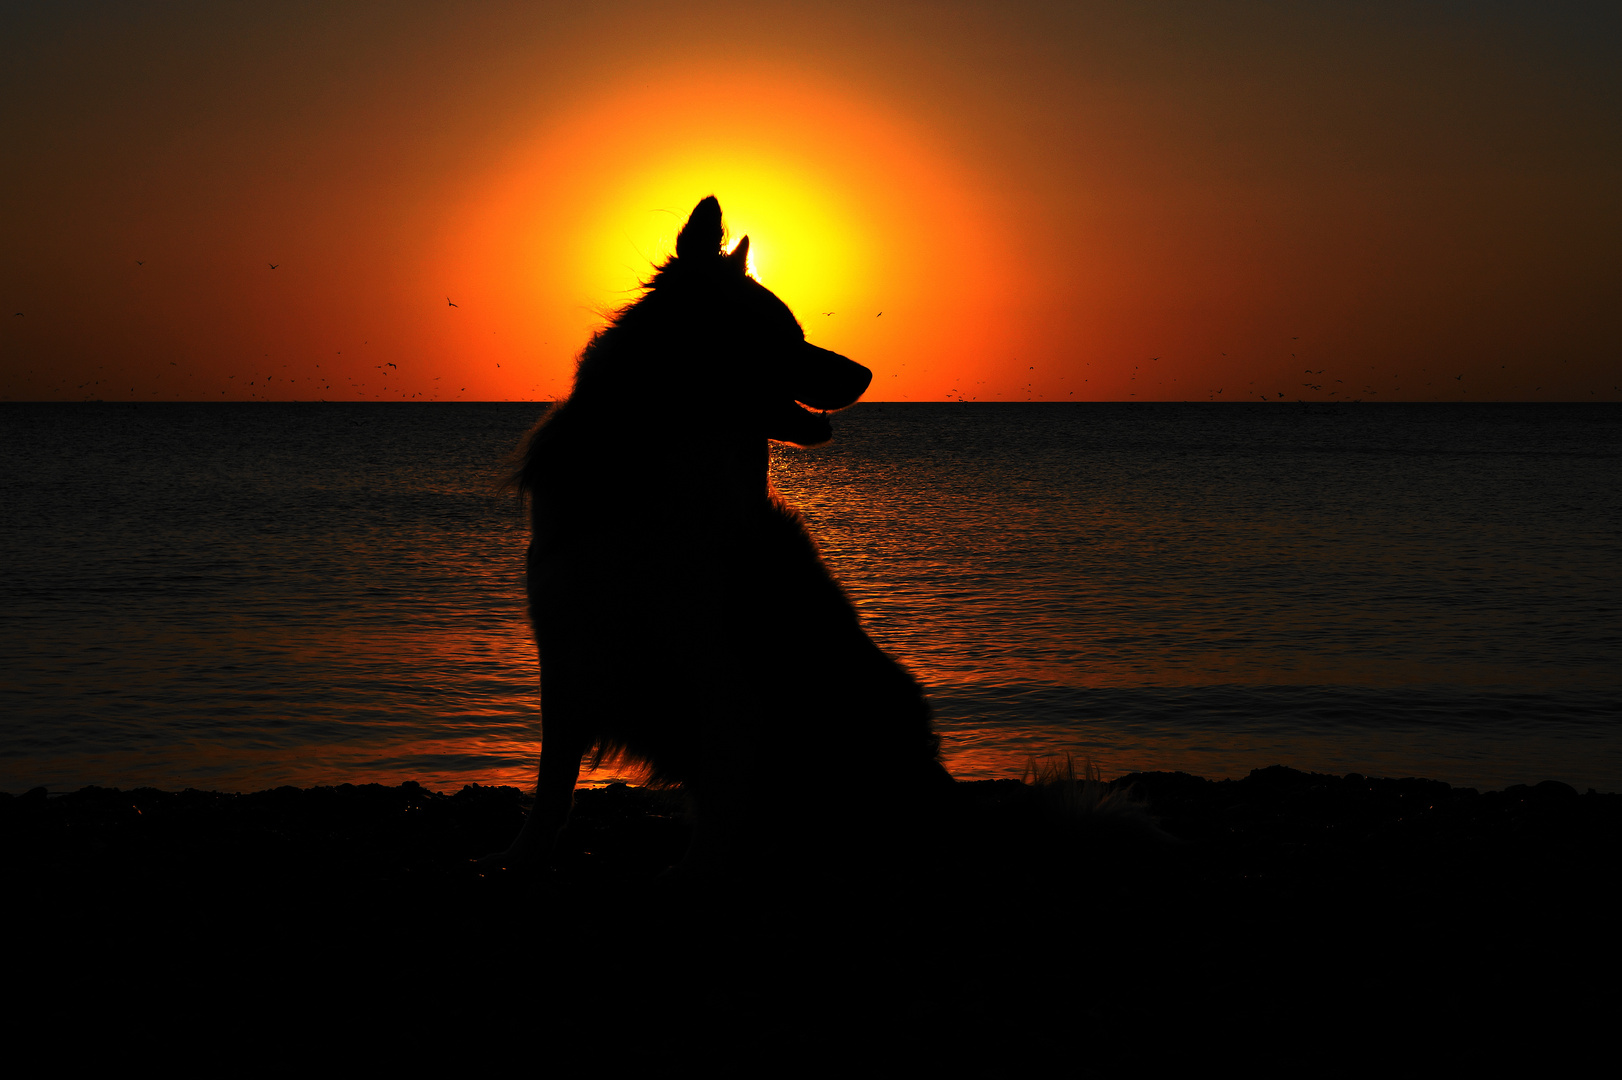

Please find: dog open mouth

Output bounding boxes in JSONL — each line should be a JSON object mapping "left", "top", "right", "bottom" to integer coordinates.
{"left": 770, "top": 344, "right": 872, "bottom": 446}
{"left": 768, "top": 398, "right": 837, "bottom": 446}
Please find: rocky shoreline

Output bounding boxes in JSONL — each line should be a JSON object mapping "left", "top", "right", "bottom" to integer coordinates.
{"left": 8, "top": 766, "right": 1618, "bottom": 1065}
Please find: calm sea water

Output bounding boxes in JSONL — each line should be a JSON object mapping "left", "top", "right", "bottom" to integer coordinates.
{"left": 2, "top": 402, "right": 1618, "bottom": 793}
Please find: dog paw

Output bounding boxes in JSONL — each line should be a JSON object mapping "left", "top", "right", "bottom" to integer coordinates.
{"left": 471, "top": 846, "right": 534, "bottom": 876}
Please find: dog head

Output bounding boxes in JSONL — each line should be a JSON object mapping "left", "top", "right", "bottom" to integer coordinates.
{"left": 598, "top": 196, "right": 871, "bottom": 447}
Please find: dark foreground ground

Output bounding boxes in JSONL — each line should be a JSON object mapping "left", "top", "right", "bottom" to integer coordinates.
{"left": 6, "top": 766, "right": 1618, "bottom": 1069}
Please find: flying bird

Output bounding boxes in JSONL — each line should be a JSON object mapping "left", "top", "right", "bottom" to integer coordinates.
{"left": 269, "top": 264, "right": 278, "bottom": 269}
{"left": 448, "top": 298, "right": 458, "bottom": 307}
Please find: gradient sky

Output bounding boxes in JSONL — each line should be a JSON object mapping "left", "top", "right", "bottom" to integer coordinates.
{"left": 3, "top": 1, "right": 1617, "bottom": 403}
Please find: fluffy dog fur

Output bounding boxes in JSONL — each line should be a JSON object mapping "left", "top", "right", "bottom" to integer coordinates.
{"left": 491, "top": 196, "right": 954, "bottom": 872}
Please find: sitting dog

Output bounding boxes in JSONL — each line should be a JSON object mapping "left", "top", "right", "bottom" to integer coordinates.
{"left": 489, "top": 196, "right": 955, "bottom": 873}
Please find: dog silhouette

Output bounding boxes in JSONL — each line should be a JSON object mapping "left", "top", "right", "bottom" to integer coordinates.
{"left": 488, "top": 196, "right": 954, "bottom": 873}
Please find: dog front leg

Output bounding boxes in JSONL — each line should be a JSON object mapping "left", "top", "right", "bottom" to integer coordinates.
{"left": 476, "top": 721, "right": 589, "bottom": 873}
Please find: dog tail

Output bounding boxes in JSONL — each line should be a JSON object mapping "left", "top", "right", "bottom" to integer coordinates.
{"left": 1022, "top": 752, "right": 1170, "bottom": 842}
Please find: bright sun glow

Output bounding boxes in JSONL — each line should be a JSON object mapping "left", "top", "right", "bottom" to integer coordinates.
{"left": 436, "top": 71, "right": 1012, "bottom": 401}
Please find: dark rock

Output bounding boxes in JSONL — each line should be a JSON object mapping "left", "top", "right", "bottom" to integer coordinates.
{"left": 6, "top": 767, "right": 1618, "bottom": 1064}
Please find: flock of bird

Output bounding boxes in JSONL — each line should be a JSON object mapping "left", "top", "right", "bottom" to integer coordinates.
{"left": 6, "top": 259, "right": 1619, "bottom": 403}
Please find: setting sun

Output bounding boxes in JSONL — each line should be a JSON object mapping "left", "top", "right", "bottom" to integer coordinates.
{"left": 436, "top": 73, "right": 1014, "bottom": 401}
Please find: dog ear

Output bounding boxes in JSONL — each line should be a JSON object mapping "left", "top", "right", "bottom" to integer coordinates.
{"left": 676, "top": 196, "right": 724, "bottom": 260}
{"left": 726, "top": 235, "right": 749, "bottom": 274}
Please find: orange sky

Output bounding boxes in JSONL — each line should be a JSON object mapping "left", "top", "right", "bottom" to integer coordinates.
{"left": 2, "top": 2, "right": 1617, "bottom": 403}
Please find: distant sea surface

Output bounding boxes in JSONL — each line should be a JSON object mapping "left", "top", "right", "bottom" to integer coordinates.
{"left": 3, "top": 402, "right": 1618, "bottom": 793}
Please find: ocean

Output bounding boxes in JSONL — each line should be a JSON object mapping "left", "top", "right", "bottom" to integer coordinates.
{"left": 2, "top": 402, "right": 1618, "bottom": 793}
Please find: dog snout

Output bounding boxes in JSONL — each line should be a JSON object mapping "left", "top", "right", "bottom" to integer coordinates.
{"left": 793, "top": 342, "right": 872, "bottom": 411}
